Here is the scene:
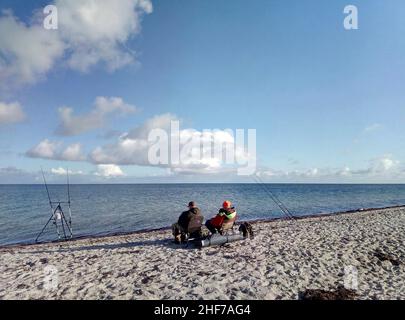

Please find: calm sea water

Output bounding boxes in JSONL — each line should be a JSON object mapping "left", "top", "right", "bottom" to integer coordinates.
{"left": 1, "top": 184, "right": 405, "bottom": 245}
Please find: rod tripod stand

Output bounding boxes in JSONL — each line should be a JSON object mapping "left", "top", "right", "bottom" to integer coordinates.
{"left": 35, "top": 169, "right": 73, "bottom": 243}
{"left": 35, "top": 202, "right": 73, "bottom": 242}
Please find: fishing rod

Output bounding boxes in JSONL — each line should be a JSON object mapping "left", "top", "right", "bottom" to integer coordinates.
{"left": 40, "top": 168, "right": 71, "bottom": 204}
{"left": 41, "top": 167, "right": 53, "bottom": 210}
{"left": 253, "top": 175, "right": 296, "bottom": 220}
{"left": 67, "top": 168, "right": 72, "bottom": 233}
{"left": 254, "top": 175, "right": 295, "bottom": 219}
{"left": 258, "top": 175, "right": 295, "bottom": 219}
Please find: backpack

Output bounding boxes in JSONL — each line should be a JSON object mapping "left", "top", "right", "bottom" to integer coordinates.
{"left": 239, "top": 222, "right": 254, "bottom": 239}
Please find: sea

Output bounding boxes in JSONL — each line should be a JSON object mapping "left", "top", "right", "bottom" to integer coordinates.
{"left": 1, "top": 183, "right": 405, "bottom": 246}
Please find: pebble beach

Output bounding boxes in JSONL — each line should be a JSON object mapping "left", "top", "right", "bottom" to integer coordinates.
{"left": 0, "top": 206, "right": 404, "bottom": 300}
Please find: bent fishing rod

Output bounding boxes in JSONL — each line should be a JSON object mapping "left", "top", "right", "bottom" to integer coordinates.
{"left": 253, "top": 175, "right": 296, "bottom": 221}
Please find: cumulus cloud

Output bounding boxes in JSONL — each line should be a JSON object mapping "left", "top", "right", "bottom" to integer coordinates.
{"left": 90, "top": 113, "right": 176, "bottom": 165}
{"left": 95, "top": 164, "right": 125, "bottom": 177}
{"left": 26, "top": 139, "right": 85, "bottom": 161}
{"left": 89, "top": 113, "right": 254, "bottom": 175}
{"left": 60, "top": 143, "right": 86, "bottom": 161}
{"left": 0, "top": 101, "right": 26, "bottom": 124}
{"left": 56, "top": 96, "right": 137, "bottom": 136}
{"left": 25, "top": 112, "right": 254, "bottom": 175}
{"left": 56, "top": 0, "right": 152, "bottom": 72}
{"left": 0, "top": 11, "right": 65, "bottom": 87}
{"left": 0, "top": 0, "right": 152, "bottom": 88}
{"left": 367, "top": 155, "right": 400, "bottom": 174}
{"left": 26, "top": 139, "right": 59, "bottom": 159}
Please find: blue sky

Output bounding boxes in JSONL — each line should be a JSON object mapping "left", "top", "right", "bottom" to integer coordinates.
{"left": 1, "top": 0, "right": 405, "bottom": 183}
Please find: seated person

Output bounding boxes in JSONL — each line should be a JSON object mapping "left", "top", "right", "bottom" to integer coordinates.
{"left": 172, "top": 201, "right": 204, "bottom": 244}
{"left": 205, "top": 200, "right": 237, "bottom": 235}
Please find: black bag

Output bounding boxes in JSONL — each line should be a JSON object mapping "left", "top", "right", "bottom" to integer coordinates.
{"left": 238, "top": 222, "right": 254, "bottom": 239}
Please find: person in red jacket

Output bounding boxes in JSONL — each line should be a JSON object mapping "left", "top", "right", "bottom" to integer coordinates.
{"left": 205, "top": 200, "right": 237, "bottom": 234}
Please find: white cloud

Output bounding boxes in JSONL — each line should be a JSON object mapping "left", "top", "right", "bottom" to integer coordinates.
{"left": 26, "top": 139, "right": 85, "bottom": 161}
{"left": 51, "top": 167, "right": 67, "bottom": 175}
{"left": 369, "top": 155, "right": 399, "bottom": 173}
{"left": 51, "top": 167, "right": 83, "bottom": 175}
{"left": 26, "top": 139, "right": 59, "bottom": 159}
{"left": 127, "top": 113, "right": 175, "bottom": 140}
{"left": 338, "top": 166, "right": 352, "bottom": 177}
{"left": 90, "top": 113, "right": 175, "bottom": 166}
{"left": 60, "top": 143, "right": 86, "bottom": 161}
{"left": 0, "top": 101, "right": 26, "bottom": 124}
{"left": 95, "top": 164, "right": 125, "bottom": 177}
{"left": 89, "top": 113, "right": 253, "bottom": 175}
{"left": 26, "top": 112, "right": 249, "bottom": 174}
{"left": 0, "top": 0, "right": 152, "bottom": 88}
{"left": 56, "top": 96, "right": 137, "bottom": 136}
{"left": 0, "top": 11, "right": 65, "bottom": 87}
{"left": 56, "top": 0, "right": 152, "bottom": 72}
{"left": 259, "top": 155, "right": 402, "bottom": 181}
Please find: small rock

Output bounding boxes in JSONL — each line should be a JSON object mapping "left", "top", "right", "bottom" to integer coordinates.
{"left": 134, "top": 289, "right": 143, "bottom": 295}
{"left": 141, "top": 276, "right": 152, "bottom": 284}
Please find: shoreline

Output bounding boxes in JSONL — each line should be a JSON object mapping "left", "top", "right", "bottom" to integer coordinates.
{"left": 0, "top": 205, "right": 404, "bottom": 299}
{"left": 2, "top": 204, "right": 405, "bottom": 249}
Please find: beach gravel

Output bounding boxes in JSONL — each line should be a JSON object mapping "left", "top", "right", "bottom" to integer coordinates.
{"left": 0, "top": 207, "right": 404, "bottom": 300}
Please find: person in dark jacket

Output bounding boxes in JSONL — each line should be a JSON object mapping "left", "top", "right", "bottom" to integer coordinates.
{"left": 172, "top": 201, "right": 204, "bottom": 244}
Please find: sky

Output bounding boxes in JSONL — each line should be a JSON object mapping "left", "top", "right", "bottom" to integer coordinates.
{"left": 1, "top": 0, "right": 405, "bottom": 183}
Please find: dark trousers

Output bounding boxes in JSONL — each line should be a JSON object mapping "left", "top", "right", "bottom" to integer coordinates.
{"left": 205, "top": 220, "right": 219, "bottom": 234}
{"left": 172, "top": 223, "right": 186, "bottom": 237}
{"left": 172, "top": 223, "right": 202, "bottom": 242}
